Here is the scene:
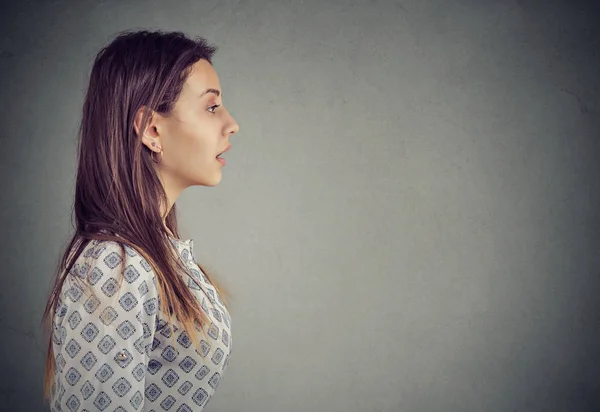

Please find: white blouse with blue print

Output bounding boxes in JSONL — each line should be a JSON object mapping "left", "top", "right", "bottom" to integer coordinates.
{"left": 50, "top": 236, "right": 232, "bottom": 412}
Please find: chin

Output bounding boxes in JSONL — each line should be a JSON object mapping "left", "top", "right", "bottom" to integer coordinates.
{"left": 196, "top": 174, "right": 222, "bottom": 187}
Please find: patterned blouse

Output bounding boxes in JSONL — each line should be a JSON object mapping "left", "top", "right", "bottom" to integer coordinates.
{"left": 49, "top": 236, "right": 232, "bottom": 411}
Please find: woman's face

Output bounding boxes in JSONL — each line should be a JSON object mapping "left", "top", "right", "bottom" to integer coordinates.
{"left": 148, "top": 59, "right": 239, "bottom": 188}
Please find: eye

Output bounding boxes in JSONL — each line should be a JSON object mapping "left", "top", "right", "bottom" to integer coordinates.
{"left": 207, "top": 104, "right": 220, "bottom": 114}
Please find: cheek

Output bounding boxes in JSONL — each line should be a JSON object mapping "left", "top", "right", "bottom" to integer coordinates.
{"left": 177, "top": 134, "right": 215, "bottom": 165}
{"left": 168, "top": 118, "right": 218, "bottom": 165}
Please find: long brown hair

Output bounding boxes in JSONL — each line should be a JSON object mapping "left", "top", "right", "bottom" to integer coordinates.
{"left": 39, "top": 29, "right": 232, "bottom": 403}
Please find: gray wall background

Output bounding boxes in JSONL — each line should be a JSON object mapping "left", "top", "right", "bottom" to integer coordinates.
{"left": 1, "top": 0, "right": 599, "bottom": 411}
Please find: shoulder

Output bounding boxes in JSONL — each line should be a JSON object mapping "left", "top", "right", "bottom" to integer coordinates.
{"left": 63, "top": 238, "right": 159, "bottom": 315}
{"left": 82, "top": 239, "right": 144, "bottom": 261}
{"left": 71, "top": 239, "right": 155, "bottom": 285}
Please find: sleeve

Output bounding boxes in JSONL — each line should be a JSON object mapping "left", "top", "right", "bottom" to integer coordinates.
{"left": 53, "top": 241, "right": 159, "bottom": 411}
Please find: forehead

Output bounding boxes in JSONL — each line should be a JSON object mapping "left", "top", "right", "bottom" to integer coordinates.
{"left": 182, "top": 59, "right": 221, "bottom": 96}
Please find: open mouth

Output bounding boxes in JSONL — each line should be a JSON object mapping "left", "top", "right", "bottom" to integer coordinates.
{"left": 217, "top": 144, "right": 231, "bottom": 158}
{"left": 216, "top": 144, "right": 230, "bottom": 164}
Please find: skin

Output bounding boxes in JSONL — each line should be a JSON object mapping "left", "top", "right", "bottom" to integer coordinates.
{"left": 133, "top": 59, "right": 239, "bottom": 234}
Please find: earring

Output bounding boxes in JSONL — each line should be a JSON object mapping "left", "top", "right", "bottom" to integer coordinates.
{"left": 151, "top": 147, "right": 163, "bottom": 164}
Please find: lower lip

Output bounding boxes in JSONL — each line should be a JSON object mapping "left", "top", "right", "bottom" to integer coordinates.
{"left": 217, "top": 157, "right": 226, "bottom": 165}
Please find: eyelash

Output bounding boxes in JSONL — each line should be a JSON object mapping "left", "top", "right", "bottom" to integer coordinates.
{"left": 207, "top": 104, "right": 220, "bottom": 114}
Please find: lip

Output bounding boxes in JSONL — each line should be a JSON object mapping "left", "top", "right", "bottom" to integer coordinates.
{"left": 217, "top": 144, "right": 231, "bottom": 157}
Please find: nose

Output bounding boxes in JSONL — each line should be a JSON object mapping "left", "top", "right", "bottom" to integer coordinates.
{"left": 229, "top": 117, "right": 240, "bottom": 135}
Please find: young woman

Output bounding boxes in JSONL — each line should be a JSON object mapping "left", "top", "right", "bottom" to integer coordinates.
{"left": 40, "top": 29, "right": 240, "bottom": 411}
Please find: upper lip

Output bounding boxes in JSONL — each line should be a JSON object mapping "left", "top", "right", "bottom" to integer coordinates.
{"left": 218, "top": 144, "right": 231, "bottom": 155}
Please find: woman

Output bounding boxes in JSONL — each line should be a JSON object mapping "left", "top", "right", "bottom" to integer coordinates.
{"left": 40, "top": 29, "right": 240, "bottom": 411}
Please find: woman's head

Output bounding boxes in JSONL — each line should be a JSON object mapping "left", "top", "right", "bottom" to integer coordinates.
{"left": 79, "top": 29, "right": 239, "bottom": 235}
{"left": 136, "top": 58, "right": 239, "bottom": 189}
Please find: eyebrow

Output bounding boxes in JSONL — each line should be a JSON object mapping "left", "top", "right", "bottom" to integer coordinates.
{"left": 199, "top": 88, "right": 221, "bottom": 98}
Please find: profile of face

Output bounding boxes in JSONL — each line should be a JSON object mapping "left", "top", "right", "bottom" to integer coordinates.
{"left": 136, "top": 59, "right": 239, "bottom": 188}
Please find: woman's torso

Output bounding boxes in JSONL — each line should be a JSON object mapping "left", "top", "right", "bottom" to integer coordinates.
{"left": 49, "top": 236, "right": 232, "bottom": 411}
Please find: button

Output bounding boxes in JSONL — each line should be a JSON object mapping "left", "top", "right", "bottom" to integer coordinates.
{"left": 116, "top": 351, "right": 128, "bottom": 360}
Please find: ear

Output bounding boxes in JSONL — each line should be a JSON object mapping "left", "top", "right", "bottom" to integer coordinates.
{"left": 134, "top": 106, "right": 161, "bottom": 150}
{"left": 133, "top": 105, "right": 157, "bottom": 136}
